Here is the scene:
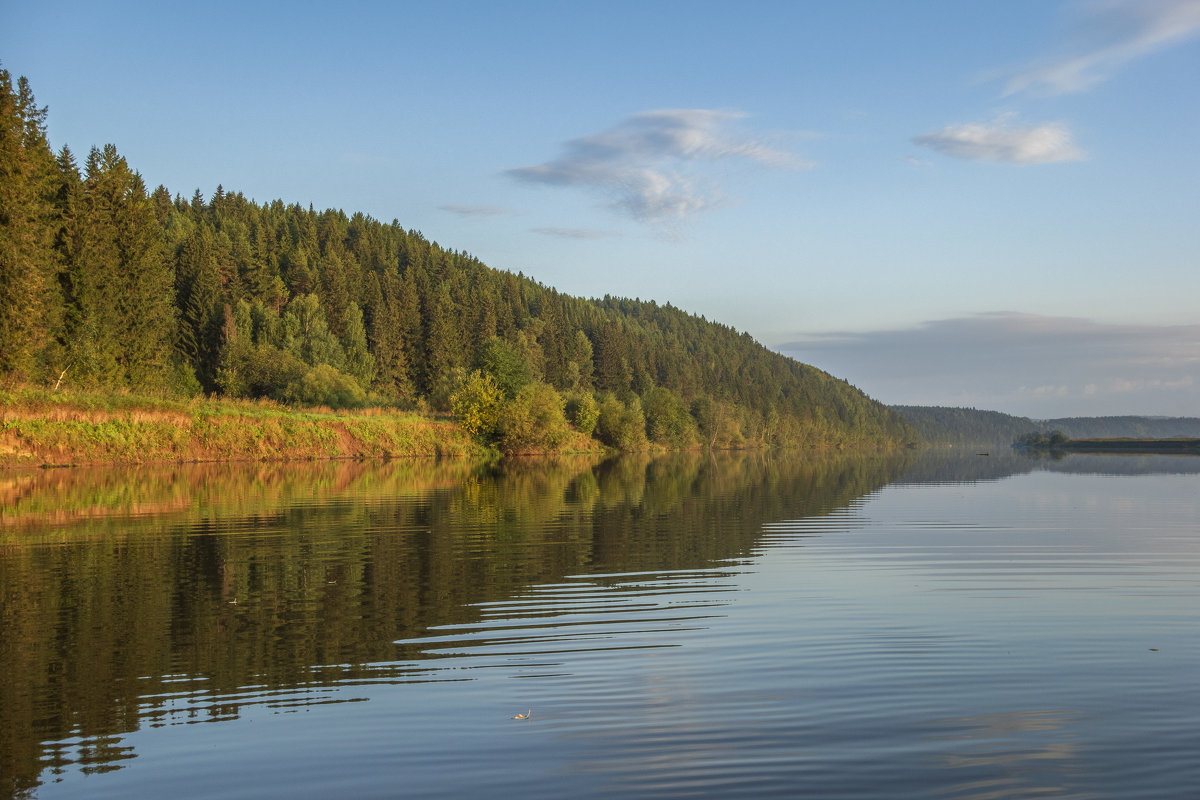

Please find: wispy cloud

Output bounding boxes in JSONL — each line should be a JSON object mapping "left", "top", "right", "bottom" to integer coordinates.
{"left": 1004, "top": 0, "right": 1200, "bottom": 95}
{"left": 507, "top": 109, "right": 809, "bottom": 222}
{"left": 913, "top": 116, "right": 1084, "bottom": 164}
{"left": 439, "top": 204, "right": 513, "bottom": 218}
{"left": 530, "top": 227, "right": 620, "bottom": 240}
{"left": 778, "top": 312, "right": 1200, "bottom": 417}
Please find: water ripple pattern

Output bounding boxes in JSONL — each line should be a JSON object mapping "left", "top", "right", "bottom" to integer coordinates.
{"left": 392, "top": 567, "right": 744, "bottom": 679}
{"left": 6, "top": 457, "right": 1200, "bottom": 799}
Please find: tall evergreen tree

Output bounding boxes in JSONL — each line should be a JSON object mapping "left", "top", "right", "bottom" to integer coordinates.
{"left": 538, "top": 299, "right": 568, "bottom": 388}
{"left": 368, "top": 270, "right": 413, "bottom": 402}
{"left": 0, "top": 69, "right": 59, "bottom": 381}
{"left": 593, "top": 320, "right": 632, "bottom": 393}
{"left": 63, "top": 145, "right": 175, "bottom": 388}
{"left": 423, "top": 283, "right": 462, "bottom": 404}
{"left": 174, "top": 224, "right": 224, "bottom": 388}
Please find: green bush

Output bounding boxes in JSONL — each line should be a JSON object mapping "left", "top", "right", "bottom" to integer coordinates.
{"left": 450, "top": 370, "right": 504, "bottom": 441}
{"left": 476, "top": 336, "right": 531, "bottom": 399}
{"left": 284, "top": 364, "right": 366, "bottom": 409}
{"left": 218, "top": 342, "right": 308, "bottom": 402}
{"left": 642, "top": 386, "right": 698, "bottom": 447}
{"left": 168, "top": 357, "right": 204, "bottom": 398}
{"left": 594, "top": 394, "right": 648, "bottom": 451}
{"left": 564, "top": 391, "right": 600, "bottom": 435}
{"left": 496, "top": 382, "right": 569, "bottom": 454}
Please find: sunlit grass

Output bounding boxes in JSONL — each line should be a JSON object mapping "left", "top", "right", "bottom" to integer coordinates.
{"left": 0, "top": 387, "right": 488, "bottom": 467}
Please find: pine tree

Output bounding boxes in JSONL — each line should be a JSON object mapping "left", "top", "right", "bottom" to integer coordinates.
{"left": 538, "top": 299, "right": 568, "bottom": 388}
{"left": 63, "top": 145, "right": 175, "bottom": 388}
{"left": 593, "top": 320, "right": 632, "bottom": 393}
{"left": 367, "top": 270, "right": 414, "bottom": 402}
{"left": 423, "top": 284, "right": 462, "bottom": 404}
{"left": 174, "top": 224, "right": 224, "bottom": 388}
{"left": 0, "top": 69, "right": 59, "bottom": 381}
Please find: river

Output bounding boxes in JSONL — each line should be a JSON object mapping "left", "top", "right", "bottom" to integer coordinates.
{"left": 2, "top": 450, "right": 1197, "bottom": 798}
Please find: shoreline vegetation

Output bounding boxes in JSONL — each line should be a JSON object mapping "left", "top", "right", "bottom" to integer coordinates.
{"left": 0, "top": 387, "right": 490, "bottom": 468}
{"left": 894, "top": 406, "right": 1200, "bottom": 448}
{"left": 1014, "top": 431, "right": 1200, "bottom": 456}
{"left": 0, "top": 387, "right": 919, "bottom": 470}
{"left": 1, "top": 67, "right": 920, "bottom": 462}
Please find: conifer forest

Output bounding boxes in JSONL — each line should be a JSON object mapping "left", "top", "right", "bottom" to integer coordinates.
{"left": 0, "top": 68, "right": 916, "bottom": 453}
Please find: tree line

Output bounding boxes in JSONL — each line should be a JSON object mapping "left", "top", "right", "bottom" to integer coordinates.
{"left": 1, "top": 67, "right": 916, "bottom": 451}
{"left": 893, "top": 405, "right": 1200, "bottom": 448}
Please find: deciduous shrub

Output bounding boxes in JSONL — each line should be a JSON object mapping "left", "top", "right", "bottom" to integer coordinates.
{"left": 642, "top": 386, "right": 698, "bottom": 447}
{"left": 496, "top": 382, "right": 569, "bottom": 454}
{"left": 564, "top": 391, "right": 599, "bottom": 435}
{"left": 284, "top": 364, "right": 366, "bottom": 409}
{"left": 476, "top": 336, "right": 532, "bottom": 399}
{"left": 594, "top": 394, "right": 648, "bottom": 451}
{"left": 450, "top": 370, "right": 504, "bottom": 441}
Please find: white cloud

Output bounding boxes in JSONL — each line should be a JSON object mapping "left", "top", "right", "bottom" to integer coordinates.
{"left": 1005, "top": 0, "right": 1200, "bottom": 95}
{"left": 777, "top": 312, "right": 1200, "bottom": 417}
{"left": 508, "top": 109, "right": 809, "bottom": 222}
{"left": 913, "top": 117, "right": 1084, "bottom": 164}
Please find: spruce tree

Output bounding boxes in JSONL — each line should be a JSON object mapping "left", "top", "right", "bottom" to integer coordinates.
{"left": 0, "top": 69, "right": 59, "bottom": 381}
{"left": 175, "top": 224, "right": 224, "bottom": 388}
{"left": 64, "top": 145, "right": 175, "bottom": 388}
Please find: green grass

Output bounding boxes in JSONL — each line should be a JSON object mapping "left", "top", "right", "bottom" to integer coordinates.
{"left": 0, "top": 387, "right": 489, "bottom": 467}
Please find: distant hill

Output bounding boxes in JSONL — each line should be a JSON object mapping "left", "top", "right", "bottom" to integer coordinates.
{"left": 890, "top": 406, "right": 1035, "bottom": 447}
{"left": 1037, "top": 416, "right": 1200, "bottom": 439}
{"left": 892, "top": 406, "right": 1200, "bottom": 447}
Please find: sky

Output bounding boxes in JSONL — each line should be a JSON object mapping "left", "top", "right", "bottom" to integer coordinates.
{"left": 3, "top": 0, "right": 1197, "bottom": 418}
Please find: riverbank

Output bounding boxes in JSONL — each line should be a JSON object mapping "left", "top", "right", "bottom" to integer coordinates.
{"left": 1037, "top": 438, "right": 1200, "bottom": 455}
{"left": 1014, "top": 431, "right": 1200, "bottom": 455}
{"left": 0, "top": 388, "right": 502, "bottom": 468}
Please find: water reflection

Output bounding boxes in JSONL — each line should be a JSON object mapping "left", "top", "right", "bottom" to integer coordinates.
{"left": 926, "top": 710, "right": 1082, "bottom": 799}
{"left": 396, "top": 567, "right": 743, "bottom": 676}
{"left": 897, "top": 447, "right": 1200, "bottom": 484}
{"left": 7, "top": 449, "right": 1196, "bottom": 798}
{"left": 0, "top": 450, "right": 912, "bottom": 797}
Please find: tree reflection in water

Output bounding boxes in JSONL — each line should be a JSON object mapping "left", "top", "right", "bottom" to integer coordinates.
{"left": 0, "top": 450, "right": 913, "bottom": 795}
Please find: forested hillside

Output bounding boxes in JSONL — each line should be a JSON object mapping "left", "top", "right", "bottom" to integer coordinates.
{"left": 0, "top": 68, "right": 916, "bottom": 451}
{"left": 1037, "top": 416, "right": 1200, "bottom": 439}
{"left": 891, "top": 406, "right": 1036, "bottom": 447}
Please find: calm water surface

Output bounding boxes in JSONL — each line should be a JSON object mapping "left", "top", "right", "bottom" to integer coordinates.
{"left": 1, "top": 451, "right": 1197, "bottom": 798}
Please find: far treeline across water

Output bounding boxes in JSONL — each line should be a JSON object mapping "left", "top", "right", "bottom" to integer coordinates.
{"left": 0, "top": 68, "right": 916, "bottom": 455}
{"left": 893, "top": 405, "right": 1200, "bottom": 448}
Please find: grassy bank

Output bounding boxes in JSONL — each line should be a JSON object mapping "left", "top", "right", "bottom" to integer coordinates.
{"left": 0, "top": 388, "right": 502, "bottom": 468}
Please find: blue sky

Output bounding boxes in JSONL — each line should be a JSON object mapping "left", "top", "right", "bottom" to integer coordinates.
{"left": 4, "top": 0, "right": 1198, "bottom": 417}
